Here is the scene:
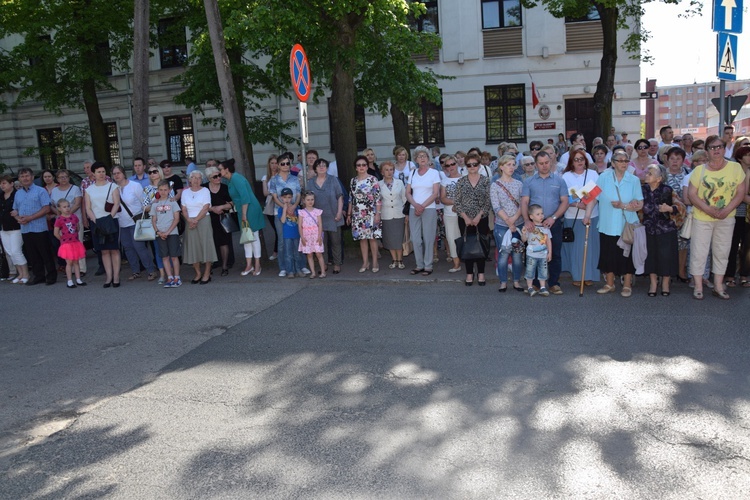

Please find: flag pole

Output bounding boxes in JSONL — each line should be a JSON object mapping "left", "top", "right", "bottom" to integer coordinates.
{"left": 579, "top": 223, "right": 590, "bottom": 297}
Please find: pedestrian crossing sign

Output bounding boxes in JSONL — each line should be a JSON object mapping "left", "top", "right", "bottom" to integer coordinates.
{"left": 717, "top": 32, "right": 738, "bottom": 80}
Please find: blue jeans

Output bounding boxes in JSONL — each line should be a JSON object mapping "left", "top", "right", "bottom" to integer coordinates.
{"left": 281, "top": 237, "right": 306, "bottom": 274}
{"left": 493, "top": 225, "right": 523, "bottom": 283}
{"left": 525, "top": 256, "right": 549, "bottom": 281}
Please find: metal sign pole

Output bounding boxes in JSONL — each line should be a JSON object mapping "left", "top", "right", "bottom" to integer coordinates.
{"left": 719, "top": 80, "right": 727, "bottom": 128}
{"left": 299, "top": 103, "right": 307, "bottom": 192}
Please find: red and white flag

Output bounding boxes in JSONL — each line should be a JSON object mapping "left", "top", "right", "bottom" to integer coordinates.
{"left": 531, "top": 80, "right": 541, "bottom": 109}
{"left": 572, "top": 181, "right": 602, "bottom": 205}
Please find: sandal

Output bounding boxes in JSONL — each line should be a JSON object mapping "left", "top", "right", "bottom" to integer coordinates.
{"left": 741, "top": 279, "right": 750, "bottom": 288}
{"left": 410, "top": 268, "right": 424, "bottom": 275}
{"left": 725, "top": 279, "right": 737, "bottom": 287}
{"left": 692, "top": 290, "right": 704, "bottom": 300}
{"left": 389, "top": 260, "right": 397, "bottom": 269}
{"left": 147, "top": 272, "right": 158, "bottom": 281}
{"left": 712, "top": 289, "right": 730, "bottom": 300}
{"left": 397, "top": 261, "right": 405, "bottom": 269}
{"left": 128, "top": 273, "right": 140, "bottom": 281}
{"left": 421, "top": 270, "right": 433, "bottom": 276}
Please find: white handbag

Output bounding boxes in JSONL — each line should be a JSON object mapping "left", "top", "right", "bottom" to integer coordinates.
{"left": 134, "top": 216, "right": 156, "bottom": 241}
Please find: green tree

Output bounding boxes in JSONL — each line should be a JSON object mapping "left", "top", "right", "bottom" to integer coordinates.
{"left": 235, "top": 0, "right": 443, "bottom": 182}
{"left": 168, "top": 0, "right": 297, "bottom": 180}
{"left": 520, "top": 0, "right": 699, "bottom": 139}
{"left": 0, "top": 0, "right": 134, "bottom": 168}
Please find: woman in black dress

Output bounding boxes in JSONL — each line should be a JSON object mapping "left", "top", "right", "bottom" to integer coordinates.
{"left": 205, "top": 165, "right": 234, "bottom": 276}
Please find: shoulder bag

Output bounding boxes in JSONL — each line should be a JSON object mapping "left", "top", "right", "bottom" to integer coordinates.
{"left": 103, "top": 183, "right": 121, "bottom": 213}
{"left": 679, "top": 166, "right": 706, "bottom": 239}
{"left": 615, "top": 182, "right": 641, "bottom": 245}
{"left": 563, "top": 170, "right": 587, "bottom": 243}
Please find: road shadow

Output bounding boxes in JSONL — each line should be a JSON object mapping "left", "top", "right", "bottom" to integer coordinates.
{"left": 3, "top": 283, "right": 749, "bottom": 497}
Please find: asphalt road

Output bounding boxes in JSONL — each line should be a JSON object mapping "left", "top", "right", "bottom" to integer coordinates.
{"left": 1, "top": 264, "right": 749, "bottom": 498}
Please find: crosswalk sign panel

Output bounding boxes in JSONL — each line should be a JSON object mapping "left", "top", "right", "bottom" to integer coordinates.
{"left": 717, "top": 32, "right": 738, "bottom": 81}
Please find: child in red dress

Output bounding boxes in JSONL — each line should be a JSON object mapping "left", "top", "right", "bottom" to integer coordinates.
{"left": 54, "top": 199, "right": 87, "bottom": 288}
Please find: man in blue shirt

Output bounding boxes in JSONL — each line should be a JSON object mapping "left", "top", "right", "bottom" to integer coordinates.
{"left": 129, "top": 157, "right": 150, "bottom": 188}
{"left": 521, "top": 152, "right": 569, "bottom": 294}
{"left": 11, "top": 168, "right": 57, "bottom": 285}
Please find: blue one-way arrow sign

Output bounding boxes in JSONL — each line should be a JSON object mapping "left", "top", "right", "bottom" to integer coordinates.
{"left": 713, "top": 0, "right": 743, "bottom": 34}
{"left": 717, "top": 32, "right": 738, "bottom": 80}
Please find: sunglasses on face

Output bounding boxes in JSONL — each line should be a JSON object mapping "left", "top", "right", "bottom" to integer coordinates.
{"left": 148, "top": 170, "right": 159, "bottom": 174}
{"left": 636, "top": 146, "right": 649, "bottom": 150}
{"left": 466, "top": 162, "right": 480, "bottom": 167}
{"left": 210, "top": 174, "right": 221, "bottom": 179}
{"left": 708, "top": 144, "right": 724, "bottom": 151}
{"left": 279, "top": 162, "right": 290, "bottom": 166}
{"left": 445, "top": 162, "right": 457, "bottom": 167}
{"left": 530, "top": 147, "right": 541, "bottom": 151}
{"left": 356, "top": 163, "right": 368, "bottom": 167}
{"left": 522, "top": 162, "right": 534, "bottom": 166}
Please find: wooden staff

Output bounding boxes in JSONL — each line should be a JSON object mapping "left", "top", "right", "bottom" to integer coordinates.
{"left": 579, "top": 223, "right": 590, "bottom": 297}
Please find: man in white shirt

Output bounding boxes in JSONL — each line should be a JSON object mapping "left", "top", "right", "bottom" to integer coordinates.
{"left": 723, "top": 125, "right": 735, "bottom": 158}
{"left": 658, "top": 126, "right": 675, "bottom": 147}
{"left": 559, "top": 133, "right": 593, "bottom": 166}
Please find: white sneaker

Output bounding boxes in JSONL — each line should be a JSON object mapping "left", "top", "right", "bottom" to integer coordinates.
{"left": 278, "top": 270, "right": 287, "bottom": 277}
{"left": 301, "top": 267, "right": 312, "bottom": 275}
{"left": 269, "top": 255, "right": 277, "bottom": 261}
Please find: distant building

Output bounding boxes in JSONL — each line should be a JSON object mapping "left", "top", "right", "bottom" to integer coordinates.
{"left": 651, "top": 79, "right": 750, "bottom": 140}
{"left": 0, "top": 3, "right": 641, "bottom": 176}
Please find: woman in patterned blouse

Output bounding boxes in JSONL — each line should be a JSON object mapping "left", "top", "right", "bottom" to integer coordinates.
{"left": 642, "top": 164, "right": 681, "bottom": 296}
{"left": 453, "top": 153, "right": 492, "bottom": 286}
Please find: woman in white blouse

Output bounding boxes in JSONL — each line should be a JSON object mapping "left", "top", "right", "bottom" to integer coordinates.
{"left": 378, "top": 161, "right": 407, "bottom": 269}
{"left": 181, "top": 171, "right": 217, "bottom": 284}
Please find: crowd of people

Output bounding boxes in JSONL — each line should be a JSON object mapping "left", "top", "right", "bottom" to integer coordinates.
{"left": 2, "top": 127, "right": 748, "bottom": 299}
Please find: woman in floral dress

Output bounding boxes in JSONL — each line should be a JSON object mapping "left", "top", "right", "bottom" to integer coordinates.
{"left": 347, "top": 155, "right": 382, "bottom": 273}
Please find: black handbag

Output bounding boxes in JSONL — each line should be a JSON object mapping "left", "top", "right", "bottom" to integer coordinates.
{"left": 219, "top": 212, "right": 240, "bottom": 233}
{"left": 455, "top": 228, "right": 490, "bottom": 261}
{"left": 562, "top": 227, "right": 575, "bottom": 243}
{"left": 95, "top": 214, "right": 119, "bottom": 236}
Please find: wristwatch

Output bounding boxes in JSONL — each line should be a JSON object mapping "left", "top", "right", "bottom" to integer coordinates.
{"left": 551, "top": 215, "right": 557, "bottom": 220}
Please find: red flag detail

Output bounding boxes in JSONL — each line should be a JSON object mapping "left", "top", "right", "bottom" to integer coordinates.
{"left": 532, "top": 81, "right": 541, "bottom": 109}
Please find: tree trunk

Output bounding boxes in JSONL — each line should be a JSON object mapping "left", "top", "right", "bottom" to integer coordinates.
{"left": 593, "top": 3, "right": 618, "bottom": 140}
{"left": 329, "top": 17, "right": 361, "bottom": 186}
{"left": 203, "top": 0, "right": 252, "bottom": 183}
{"left": 330, "top": 65, "right": 357, "bottom": 185}
{"left": 131, "top": 0, "right": 150, "bottom": 161}
{"left": 228, "top": 47, "right": 256, "bottom": 187}
{"left": 390, "top": 103, "right": 410, "bottom": 152}
{"left": 81, "top": 77, "right": 110, "bottom": 168}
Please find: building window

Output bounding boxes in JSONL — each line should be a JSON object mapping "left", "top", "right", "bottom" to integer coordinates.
{"left": 410, "top": 1, "right": 439, "bottom": 33}
{"left": 687, "top": 88, "right": 693, "bottom": 93}
{"left": 698, "top": 99, "right": 704, "bottom": 105}
{"left": 710, "top": 85, "right": 716, "bottom": 92}
{"left": 687, "top": 111, "right": 693, "bottom": 117}
{"left": 484, "top": 84, "right": 526, "bottom": 143}
{"left": 675, "top": 112, "right": 681, "bottom": 119}
{"left": 482, "top": 0, "right": 522, "bottom": 29}
{"left": 661, "top": 113, "right": 670, "bottom": 119}
{"left": 676, "top": 101, "right": 682, "bottom": 107}
{"left": 95, "top": 41, "right": 112, "bottom": 76}
{"left": 164, "top": 115, "right": 195, "bottom": 164}
{"left": 663, "top": 90, "right": 670, "bottom": 96}
{"left": 676, "top": 89, "right": 682, "bottom": 95}
{"left": 328, "top": 100, "right": 367, "bottom": 151}
{"left": 697, "top": 111, "right": 704, "bottom": 118}
{"left": 565, "top": 5, "right": 600, "bottom": 22}
{"left": 104, "top": 122, "right": 121, "bottom": 168}
{"left": 37, "top": 128, "right": 65, "bottom": 170}
{"left": 686, "top": 99, "right": 693, "bottom": 105}
{"left": 409, "top": 91, "right": 445, "bottom": 146}
{"left": 698, "top": 87, "right": 704, "bottom": 94}
{"left": 664, "top": 102, "right": 671, "bottom": 108}
{"left": 158, "top": 18, "right": 187, "bottom": 68}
